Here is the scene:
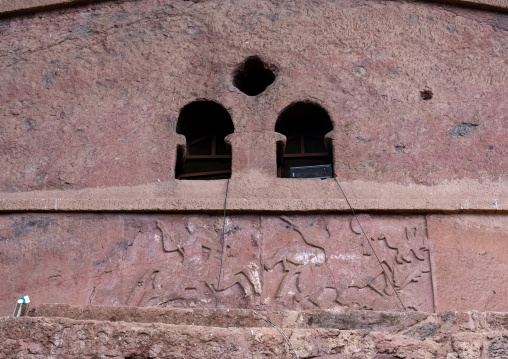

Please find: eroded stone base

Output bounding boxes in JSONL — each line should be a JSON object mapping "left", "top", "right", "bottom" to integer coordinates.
{"left": 1, "top": 304, "right": 508, "bottom": 358}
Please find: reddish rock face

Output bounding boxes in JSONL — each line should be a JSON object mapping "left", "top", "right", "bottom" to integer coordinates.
{"left": 2, "top": 305, "right": 508, "bottom": 358}
{"left": 1, "top": 0, "right": 508, "bottom": 192}
{"left": 0, "top": 213, "right": 434, "bottom": 315}
{"left": 428, "top": 215, "right": 508, "bottom": 312}
{"left": 1, "top": 0, "right": 508, "bottom": 341}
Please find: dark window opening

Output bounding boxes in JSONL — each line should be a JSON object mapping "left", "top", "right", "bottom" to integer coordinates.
{"left": 175, "top": 101, "right": 234, "bottom": 180}
{"left": 275, "top": 102, "right": 333, "bottom": 178}
{"left": 233, "top": 56, "right": 276, "bottom": 96}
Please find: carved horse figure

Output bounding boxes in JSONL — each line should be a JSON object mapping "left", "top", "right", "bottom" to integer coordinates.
{"left": 264, "top": 216, "right": 337, "bottom": 307}
{"left": 126, "top": 221, "right": 218, "bottom": 307}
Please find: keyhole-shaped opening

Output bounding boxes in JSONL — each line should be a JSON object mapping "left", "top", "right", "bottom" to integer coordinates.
{"left": 233, "top": 56, "right": 276, "bottom": 96}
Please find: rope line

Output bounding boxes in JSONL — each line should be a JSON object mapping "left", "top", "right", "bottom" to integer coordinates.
{"left": 215, "top": 178, "right": 230, "bottom": 308}
{"left": 254, "top": 311, "right": 300, "bottom": 359}
{"left": 333, "top": 176, "right": 406, "bottom": 312}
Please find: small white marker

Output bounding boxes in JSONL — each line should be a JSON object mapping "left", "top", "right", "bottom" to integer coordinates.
{"left": 13, "top": 296, "right": 30, "bottom": 317}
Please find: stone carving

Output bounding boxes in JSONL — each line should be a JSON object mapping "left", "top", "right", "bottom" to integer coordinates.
{"left": 91, "top": 215, "right": 432, "bottom": 311}
{"left": 124, "top": 219, "right": 215, "bottom": 307}
{"left": 347, "top": 222, "right": 431, "bottom": 310}
{"left": 263, "top": 216, "right": 336, "bottom": 307}
{"left": 262, "top": 215, "right": 433, "bottom": 311}
{"left": 126, "top": 216, "right": 262, "bottom": 308}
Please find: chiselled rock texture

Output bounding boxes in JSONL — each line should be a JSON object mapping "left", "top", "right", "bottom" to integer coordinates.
{"left": 3, "top": 0, "right": 508, "bottom": 17}
{"left": 428, "top": 215, "right": 508, "bottom": 312}
{"left": 3, "top": 213, "right": 508, "bottom": 316}
{"left": 1, "top": 0, "right": 508, "bottom": 194}
{"left": 0, "top": 214, "right": 434, "bottom": 315}
{"left": 1, "top": 305, "right": 508, "bottom": 358}
{"left": 2, "top": 0, "right": 508, "bottom": 356}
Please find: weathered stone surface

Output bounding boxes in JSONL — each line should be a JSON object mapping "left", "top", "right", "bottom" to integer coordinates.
{"left": 259, "top": 215, "right": 432, "bottom": 312}
{"left": 29, "top": 304, "right": 431, "bottom": 332}
{"left": 2, "top": 0, "right": 508, "bottom": 356}
{"left": 0, "top": 0, "right": 99, "bottom": 17}
{"left": 1, "top": 0, "right": 508, "bottom": 195}
{"left": 1, "top": 306, "right": 508, "bottom": 358}
{"left": 428, "top": 215, "right": 508, "bottom": 312}
{"left": 2, "top": 177, "right": 508, "bottom": 213}
{"left": 2, "top": 0, "right": 508, "bottom": 18}
{"left": 442, "top": 0, "right": 508, "bottom": 12}
{"left": 0, "top": 213, "right": 434, "bottom": 315}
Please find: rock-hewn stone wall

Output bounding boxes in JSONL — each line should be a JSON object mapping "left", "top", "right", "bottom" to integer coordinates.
{"left": 2, "top": 213, "right": 508, "bottom": 316}
{"left": 1, "top": 0, "right": 508, "bottom": 214}
{"left": 2, "top": 3, "right": 508, "bottom": 357}
{"left": 2, "top": 0, "right": 508, "bottom": 17}
{"left": 2, "top": 0, "right": 508, "bottom": 193}
{"left": 0, "top": 214, "right": 435, "bottom": 314}
{"left": 2, "top": 1, "right": 508, "bottom": 357}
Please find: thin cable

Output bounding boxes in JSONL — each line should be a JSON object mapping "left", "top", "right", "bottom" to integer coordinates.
{"left": 333, "top": 176, "right": 406, "bottom": 312}
{"left": 254, "top": 311, "right": 299, "bottom": 359}
{"left": 215, "top": 177, "right": 230, "bottom": 308}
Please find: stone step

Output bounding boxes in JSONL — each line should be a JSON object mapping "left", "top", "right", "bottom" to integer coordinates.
{"left": 28, "top": 304, "right": 429, "bottom": 332}
{"left": 2, "top": 305, "right": 508, "bottom": 358}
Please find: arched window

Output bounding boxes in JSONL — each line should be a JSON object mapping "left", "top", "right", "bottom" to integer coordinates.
{"left": 175, "top": 101, "right": 234, "bottom": 180}
{"left": 275, "top": 102, "right": 333, "bottom": 178}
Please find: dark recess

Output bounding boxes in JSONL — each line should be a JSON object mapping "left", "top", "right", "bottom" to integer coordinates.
{"left": 233, "top": 56, "right": 276, "bottom": 96}
{"left": 275, "top": 102, "right": 333, "bottom": 178}
{"left": 175, "top": 101, "right": 234, "bottom": 180}
{"left": 420, "top": 89, "right": 433, "bottom": 100}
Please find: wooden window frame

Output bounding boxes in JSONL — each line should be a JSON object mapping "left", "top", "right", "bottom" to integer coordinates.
{"left": 177, "top": 134, "right": 232, "bottom": 180}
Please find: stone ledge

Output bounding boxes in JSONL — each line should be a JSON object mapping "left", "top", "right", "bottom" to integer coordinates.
{"left": 0, "top": 0, "right": 98, "bottom": 17}
{"left": 2, "top": 305, "right": 508, "bottom": 358}
{"left": 27, "top": 304, "right": 508, "bottom": 332}
{"left": 0, "top": 178, "right": 506, "bottom": 213}
{"left": 1, "top": 0, "right": 508, "bottom": 18}
{"left": 0, "top": 0, "right": 201, "bottom": 17}
{"left": 29, "top": 304, "right": 427, "bottom": 331}
{"left": 437, "top": 0, "right": 508, "bottom": 11}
